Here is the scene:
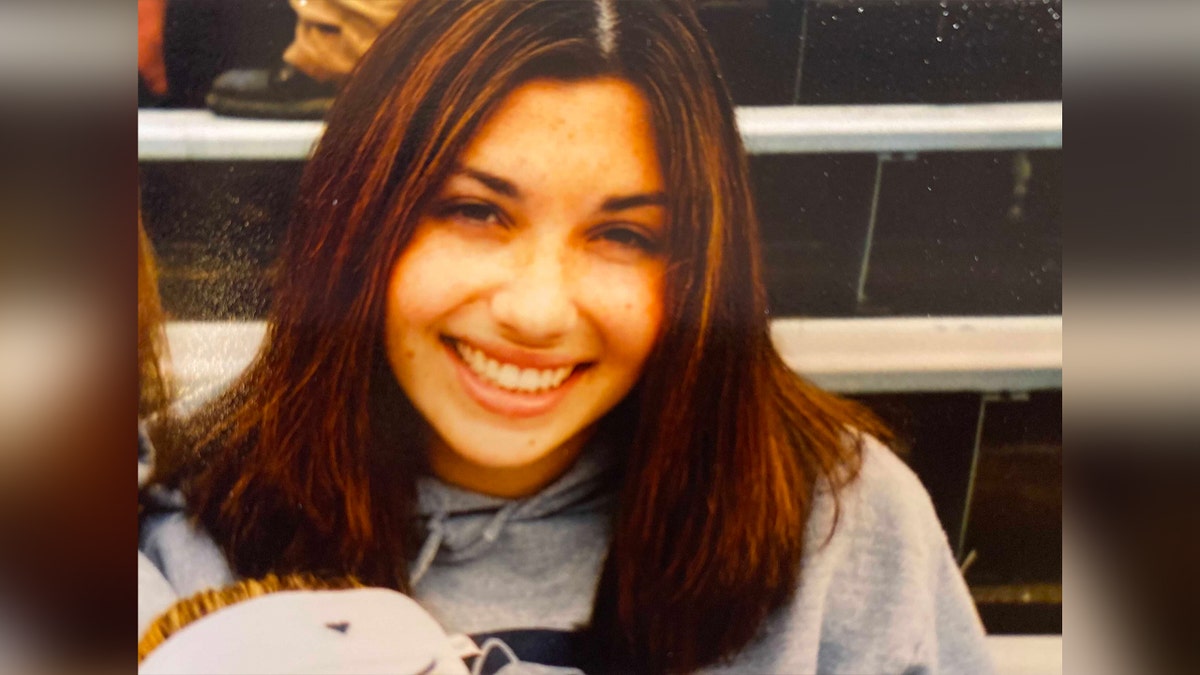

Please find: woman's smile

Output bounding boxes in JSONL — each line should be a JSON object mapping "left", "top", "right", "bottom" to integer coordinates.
{"left": 440, "top": 335, "right": 592, "bottom": 418}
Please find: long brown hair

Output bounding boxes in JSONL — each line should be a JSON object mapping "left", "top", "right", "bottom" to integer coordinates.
{"left": 138, "top": 211, "right": 170, "bottom": 417}
{"left": 161, "top": 1, "right": 887, "bottom": 671}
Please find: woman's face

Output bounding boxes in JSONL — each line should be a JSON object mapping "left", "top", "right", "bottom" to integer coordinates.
{"left": 384, "top": 78, "right": 666, "bottom": 497}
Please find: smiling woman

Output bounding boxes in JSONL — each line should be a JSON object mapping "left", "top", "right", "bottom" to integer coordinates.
{"left": 140, "top": 1, "right": 993, "bottom": 673}
{"left": 386, "top": 78, "right": 666, "bottom": 498}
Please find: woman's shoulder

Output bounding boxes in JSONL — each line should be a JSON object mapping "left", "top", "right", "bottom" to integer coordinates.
{"left": 836, "top": 435, "right": 945, "bottom": 546}
{"left": 804, "top": 434, "right": 963, "bottom": 601}
{"left": 791, "top": 435, "right": 991, "bottom": 673}
{"left": 716, "top": 435, "right": 992, "bottom": 674}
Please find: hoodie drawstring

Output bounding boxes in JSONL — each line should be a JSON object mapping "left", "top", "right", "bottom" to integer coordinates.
{"left": 470, "top": 637, "right": 521, "bottom": 675}
{"left": 411, "top": 501, "right": 523, "bottom": 587}
{"left": 482, "top": 502, "right": 519, "bottom": 543}
{"left": 410, "top": 512, "right": 445, "bottom": 587}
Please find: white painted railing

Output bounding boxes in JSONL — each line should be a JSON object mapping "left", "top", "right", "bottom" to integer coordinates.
{"left": 165, "top": 315, "right": 1061, "bottom": 411}
{"left": 737, "top": 102, "right": 1061, "bottom": 154}
{"left": 987, "top": 635, "right": 1061, "bottom": 675}
{"left": 138, "top": 101, "right": 1062, "bottom": 161}
{"left": 771, "top": 315, "right": 1062, "bottom": 393}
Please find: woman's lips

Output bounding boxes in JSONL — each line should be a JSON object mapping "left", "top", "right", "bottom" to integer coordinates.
{"left": 441, "top": 338, "right": 587, "bottom": 418}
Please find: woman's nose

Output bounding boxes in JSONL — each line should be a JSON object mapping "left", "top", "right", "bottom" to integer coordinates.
{"left": 490, "top": 244, "right": 579, "bottom": 346}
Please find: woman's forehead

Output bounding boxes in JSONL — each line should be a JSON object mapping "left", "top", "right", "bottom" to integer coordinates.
{"left": 453, "top": 78, "right": 664, "bottom": 198}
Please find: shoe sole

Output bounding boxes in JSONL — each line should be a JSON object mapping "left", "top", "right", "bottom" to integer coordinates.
{"left": 205, "top": 93, "right": 335, "bottom": 120}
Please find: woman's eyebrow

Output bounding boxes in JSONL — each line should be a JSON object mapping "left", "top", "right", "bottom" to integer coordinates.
{"left": 454, "top": 165, "right": 664, "bottom": 213}
{"left": 456, "top": 166, "right": 521, "bottom": 199}
{"left": 600, "top": 192, "right": 667, "bottom": 213}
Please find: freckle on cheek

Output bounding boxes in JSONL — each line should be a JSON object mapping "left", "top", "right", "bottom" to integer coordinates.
{"left": 405, "top": 349, "right": 415, "bottom": 360}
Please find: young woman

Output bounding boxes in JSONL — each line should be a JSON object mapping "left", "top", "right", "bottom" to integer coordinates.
{"left": 141, "top": 1, "right": 993, "bottom": 672}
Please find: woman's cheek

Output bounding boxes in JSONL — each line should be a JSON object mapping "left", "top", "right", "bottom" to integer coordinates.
{"left": 390, "top": 231, "right": 487, "bottom": 321}
{"left": 584, "top": 263, "right": 665, "bottom": 355}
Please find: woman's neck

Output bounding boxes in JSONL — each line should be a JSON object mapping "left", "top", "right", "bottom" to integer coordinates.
{"left": 426, "top": 430, "right": 594, "bottom": 499}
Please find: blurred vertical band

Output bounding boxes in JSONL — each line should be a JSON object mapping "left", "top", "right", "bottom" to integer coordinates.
{"left": 1067, "top": 3, "right": 1200, "bottom": 673}
{"left": 0, "top": 1, "right": 133, "bottom": 671}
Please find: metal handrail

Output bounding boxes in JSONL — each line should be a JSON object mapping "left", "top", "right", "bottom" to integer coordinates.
{"left": 770, "top": 315, "right": 1061, "bottom": 393}
{"left": 165, "top": 315, "right": 1061, "bottom": 412}
{"left": 138, "top": 101, "right": 1062, "bottom": 161}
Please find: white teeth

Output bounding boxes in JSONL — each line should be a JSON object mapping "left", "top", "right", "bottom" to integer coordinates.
{"left": 497, "top": 363, "right": 519, "bottom": 389}
{"left": 517, "top": 368, "right": 541, "bottom": 391}
{"left": 453, "top": 341, "right": 576, "bottom": 393}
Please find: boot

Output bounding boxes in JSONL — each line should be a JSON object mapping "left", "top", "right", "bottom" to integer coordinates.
{"left": 205, "top": 63, "right": 337, "bottom": 120}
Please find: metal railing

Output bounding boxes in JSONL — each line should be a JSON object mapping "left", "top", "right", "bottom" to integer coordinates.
{"left": 165, "top": 315, "right": 1061, "bottom": 412}
{"left": 145, "top": 102, "right": 1064, "bottom": 399}
{"left": 138, "top": 101, "right": 1062, "bottom": 161}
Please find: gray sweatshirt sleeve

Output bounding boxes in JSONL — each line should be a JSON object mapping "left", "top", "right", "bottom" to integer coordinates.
{"left": 893, "top": 441, "right": 994, "bottom": 674}
{"left": 702, "top": 439, "right": 995, "bottom": 674}
{"left": 919, "top": 534, "right": 995, "bottom": 674}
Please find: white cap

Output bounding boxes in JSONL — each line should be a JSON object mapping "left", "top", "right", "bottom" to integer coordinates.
{"left": 139, "top": 588, "right": 473, "bottom": 674}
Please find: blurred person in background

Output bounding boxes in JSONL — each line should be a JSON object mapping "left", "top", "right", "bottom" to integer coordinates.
{"left": 206, "top": 0, "right": 408, "bottom": 119}
{"left": 139, "top": 209, "right": 184, "bottom": 640}
{"left": 139, "top": 212, "right": 170, "bottom": 449}
{"left": 138, "top": 0, "right": 169, "bottom": 102}
{"left": 139, "top": 0, "right": 407, "bottom": 116}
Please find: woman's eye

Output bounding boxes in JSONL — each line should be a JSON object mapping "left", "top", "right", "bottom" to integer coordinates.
{"left": 439, "top": 201, "right": 504, "bottom": 227}
{"left": 598, "top": 226, "right": 659, "bottom": 253}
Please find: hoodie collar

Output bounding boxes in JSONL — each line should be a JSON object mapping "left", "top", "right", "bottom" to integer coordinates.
{"left": 410, "top": 435, "right": 618, "bottom": 585}
{"left": 415, "top": 435, "right": 618, "bottom": 520}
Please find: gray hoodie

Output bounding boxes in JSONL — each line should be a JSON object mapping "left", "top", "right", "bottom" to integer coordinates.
{"left": 140, "top": 436, "right": 993, "bottom": 673}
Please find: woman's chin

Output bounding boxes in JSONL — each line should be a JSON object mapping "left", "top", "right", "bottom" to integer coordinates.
{"left": 427, "top": 428, "right": 590, "bottom": 496}
{"left": 441, "top": 435, "right": 567, "bottom": 470}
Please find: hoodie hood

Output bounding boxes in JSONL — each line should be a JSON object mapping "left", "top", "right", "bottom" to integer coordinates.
{"left": 409, "top": 435, "right": 619, "bottom": 585}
